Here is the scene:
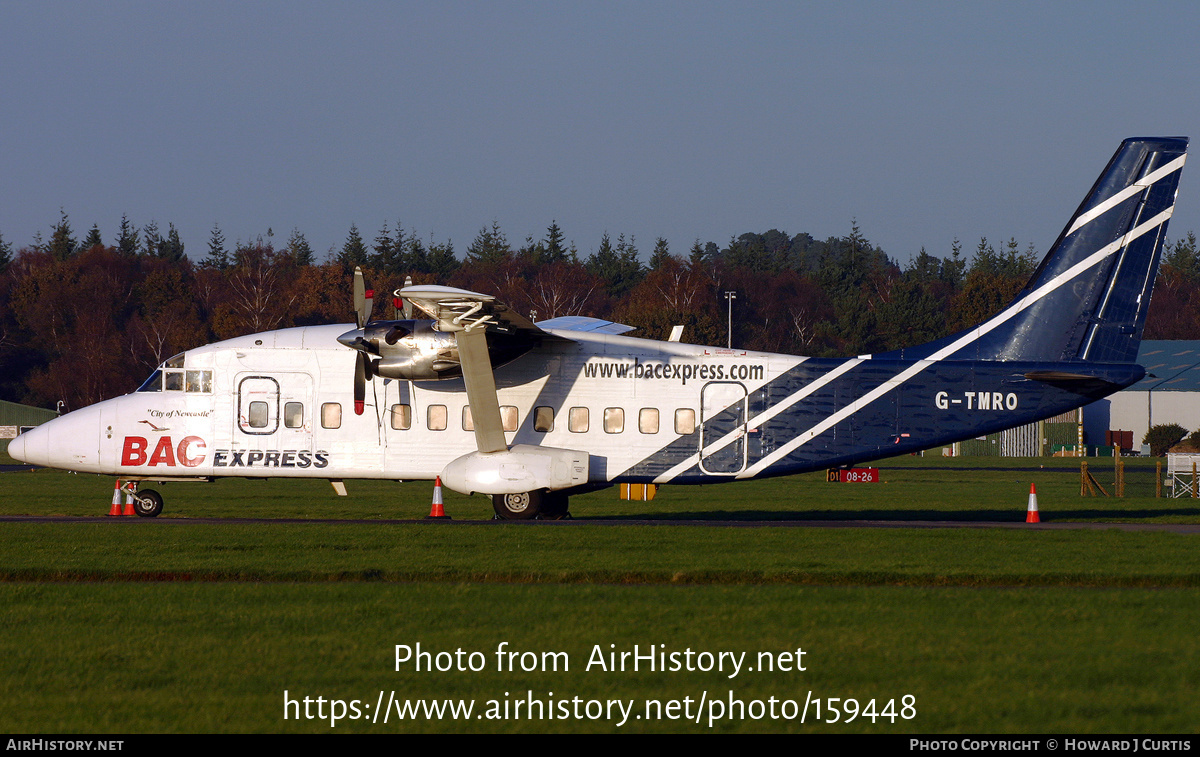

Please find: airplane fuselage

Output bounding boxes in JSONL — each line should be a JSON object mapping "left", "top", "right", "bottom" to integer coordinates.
{"left": 12, "top": 322, "right": 1138, "bottom": 487}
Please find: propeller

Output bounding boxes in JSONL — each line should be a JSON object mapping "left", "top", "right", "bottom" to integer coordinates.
{"left": 353, "top": 350, "right": 372, "bottom": 415}
{"left": 351, "top": 266, "right": 375, "bottom": 414}
{"left": 353, "top": 266, "right": 374, "bottom": 329}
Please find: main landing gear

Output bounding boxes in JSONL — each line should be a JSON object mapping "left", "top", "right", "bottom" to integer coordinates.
{"left": 491, "top": 490, "right": 571, "bottom": 520}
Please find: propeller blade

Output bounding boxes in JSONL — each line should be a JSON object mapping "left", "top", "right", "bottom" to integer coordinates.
{"left": 402, "top": 276, "right": 414, "bottom": 319}
{"left": 353, "top": 266, "right": 374, "bottom": 328}
{"left": 354, "top": 351, "right": 367, "bottom": 415}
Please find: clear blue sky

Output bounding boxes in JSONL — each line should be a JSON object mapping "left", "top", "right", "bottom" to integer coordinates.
{"left": 3, "top": 1, "right": 1199, "bottom": 265}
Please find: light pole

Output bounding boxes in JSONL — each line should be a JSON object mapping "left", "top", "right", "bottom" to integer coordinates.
{"left": 724, "top": 291, "right": 736, "bottom": 348}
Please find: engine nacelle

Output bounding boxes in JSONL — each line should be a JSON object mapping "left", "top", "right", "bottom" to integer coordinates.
{"left": 339, "top": 319, "right": 535, "bottom": 381}
{"left": 439, "top": 445, "right": 590, "bottom": 495}
{"left": 363, "top": 320, "right": 462, "bottom": 380}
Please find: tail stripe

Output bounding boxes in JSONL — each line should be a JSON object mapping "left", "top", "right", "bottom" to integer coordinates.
{"left": 940, "top": 206, "right": 1176, "bottom": 360}
{"left": 1066, "top": 154, "right": 1186, "bottom": 236}
{"left": 738, "top": 206, "right": 1178, "bottom": 478}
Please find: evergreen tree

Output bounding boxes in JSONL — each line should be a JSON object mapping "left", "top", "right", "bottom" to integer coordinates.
{"left": 48, "top": 210, "right": 77, "bottom": 260}
{"left": 543, "top": 220, "right": 568, "bottom": 265}
{"left": 586, "top": 232, "right": 618, "bottom": 278}
{"left": 369, "top": 222, "right": 403, "bottom": 274}
{"left": 649, "top": 237, "right": 671, "bottom": 270}
{"left": 466, "top": 220, "right": 510, "bottom": 264}
{"left": 116, "top": 214, "right": 139, "bottom": 256}
{"left": 427, "top": 240, "right": 460, "bottom": 279}
{"left": 286, "top": 227, "right": 314, "bottom": 266}
{"left": 204, "top": 223, "right": 229, "bottom": 270}
{"left": 402, "top": 234, "right": 429, "bottom": 274}
{"left": 904, "top": 247, "right": 941, "bottom": 284}
{"left": 0, "top": 231, "right": 11, "bottom": 273}
{"left": 688, "top": 239, "right": 708, "bottom": 268}
{"left": 370, "top": 222, "right": 395, "bottom": 271}
{"left": 160, "top": 223, "right": 185, "bottom": 262}
{"left": 943, "top": 238, "right": 966, "bottom": 288}
{"left": 1162, "top": 232, "right": 1200, "bottom": 282}
{"left": 517, "top": 234, "right": 546, "bottom": 263}
{"left": 82, "top": 223, "right": 103, "bottom": 250}
{"left": 587, "top": 232, "right": 643, "bottom": 299}
{"left": 141, "top": 221, "right": 162, "bottom": 257}
{"left": 338, "top": 224, "right": 369, "bottom": 271}
{"left": 614, "top": 233, "right": 644, "bottom": 295}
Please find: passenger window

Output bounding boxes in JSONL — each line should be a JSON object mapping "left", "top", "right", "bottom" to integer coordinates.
{"left": 185, "top": 370, "right": 212, "bottom": 393}
{"left": 248, "top": 401, "right": 269, "bottom": 428}
{"left": 534, "top": 406, "right": 554, "bottom": 433}
{"left": 675, "top": 408, "right": 696, "bottom": 435}
{"left": 284, "top": 402, "right": 304, "bottom": 428}
{"left": 428, "top": 405, "right": 448, "bottom": 431}
{"left": 164, "top": 372, "right": 183, "bottom": 391}
{"left": 462, "top": 406, "right": 474, "bottom": 431}
{"left": 568, "top": 407, "right": 589, "bottom": 433}
{"left": 500, "top": 405, "right": 519, "bottom": 432}
{"left": 390, "top": 404, "right": 411, "bottom": 431}
{"left": 639, "top": 408, "right": 660, "bottom": 434}
{"left": 321, "top": 402, "right": 342, "bottom": 429}
{"left": 604, "top": 407, "right": 625, "bottom": 434}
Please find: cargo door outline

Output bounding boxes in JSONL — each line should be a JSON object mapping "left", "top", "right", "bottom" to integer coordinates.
{"left": 699, "top": 381, "right": 747, "bottom": 475}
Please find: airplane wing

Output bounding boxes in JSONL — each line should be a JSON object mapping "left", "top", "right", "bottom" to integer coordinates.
{"left": 400, "top": 285, "right": 571, "bottom": 341}
{"left": 535, "top": 315, "right": 636, "bottom": 335}
{"left": 397, "top": 285, "right": 563, "bottom": 454}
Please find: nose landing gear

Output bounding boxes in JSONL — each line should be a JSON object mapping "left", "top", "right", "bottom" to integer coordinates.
{"left": 120, "top": 481, "right": 163, "bottom": 517}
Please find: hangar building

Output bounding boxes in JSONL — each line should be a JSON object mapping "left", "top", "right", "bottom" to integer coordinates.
{"left": 1083, "top": 340, "right": 1200, "bottom": 450}
{"left": 0, "top": 400, "right": 58, "bottom": 457}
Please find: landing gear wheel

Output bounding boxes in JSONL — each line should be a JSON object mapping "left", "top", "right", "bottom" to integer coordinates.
{"left": 540, "top": 491, "right": 570, "bottom": 520}
{"left": 492, "top": 490, "right": 542, "bottom": 520}
{"left": 133, "top": 489, "right": 163, "bottom": 518}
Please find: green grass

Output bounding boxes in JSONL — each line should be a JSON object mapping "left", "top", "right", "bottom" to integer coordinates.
{"left": 0, "top": 522, "right": 1198, "bottom": 587}
{"left": 2, "top": 457, "right": 1199, "bottom": 733}
{"left": 0, "top": 454, "right": 1194, "bottom": 522}
{"left": 3, "top": 584, "right": 1199, "bottom": 733}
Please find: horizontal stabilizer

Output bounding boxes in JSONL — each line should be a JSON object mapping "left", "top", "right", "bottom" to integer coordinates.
{"left": 1023, "top": 369, "right": 1131, "bottom": 396}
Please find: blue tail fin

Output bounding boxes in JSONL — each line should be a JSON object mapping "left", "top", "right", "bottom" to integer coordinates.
{"left": 887, "top": 137, "right": 1188, "bottom": 363}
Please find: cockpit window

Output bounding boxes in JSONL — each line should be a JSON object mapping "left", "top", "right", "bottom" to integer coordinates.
{"left": 164, "top": 371, "right": 184, "bottom": 391}
{"left": 137, "top": 370, "right": 162, "bottom": 393}
{"left": 165, "top": 353, "right": 185, "bottom": 369}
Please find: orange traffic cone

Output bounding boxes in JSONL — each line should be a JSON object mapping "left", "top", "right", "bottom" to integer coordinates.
{"left": 427, "top": 476, "right": 450, "bottom": 519}
{"left": 1026, "top": 483, "right": 1040, "bottom": 523}
{"left": 122, "top": 485, "right": 137, "bottom": 517}
{"left": 108, "top": 480, "right": 123, "bottom": 517}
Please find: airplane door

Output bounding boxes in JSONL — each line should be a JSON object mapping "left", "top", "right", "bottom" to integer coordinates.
{"left": 237, "top": 376, "right": 280, "bottom": 435}
{"left": 699, "top": 381, "right": 747, "bottom": 475}
{"left": 234, "top": 373, "right": 314, "bottom": 466}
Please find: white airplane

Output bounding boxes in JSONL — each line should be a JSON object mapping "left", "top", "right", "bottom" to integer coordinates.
{"left": 9, "top": 137, "right": 1189, "bottom": 519}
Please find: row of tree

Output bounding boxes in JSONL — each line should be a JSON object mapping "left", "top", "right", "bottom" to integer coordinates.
{"left": 2, "top": 214, "right": 1198, "bottom": 412}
